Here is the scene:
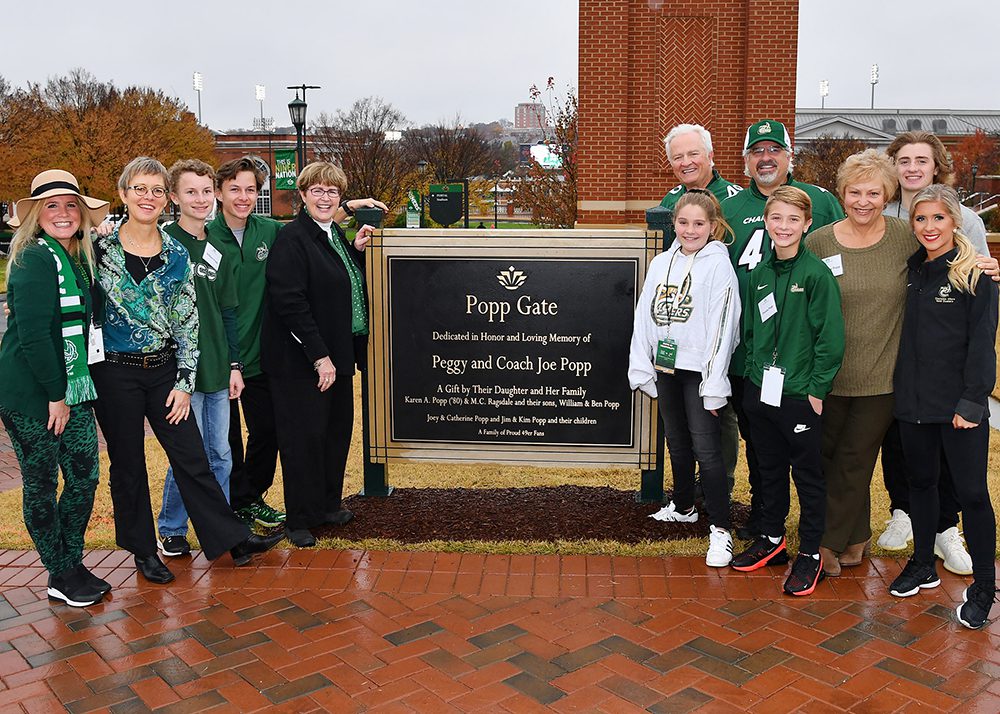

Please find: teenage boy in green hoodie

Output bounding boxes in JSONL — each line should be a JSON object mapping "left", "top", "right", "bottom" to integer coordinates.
{"left": 730, "top": 186, "right": 845, "bottom": 597}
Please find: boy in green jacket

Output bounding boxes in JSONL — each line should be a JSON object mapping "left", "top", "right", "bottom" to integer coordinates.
{"left": 730, "top": 186, "right": 845, "bottom": 597}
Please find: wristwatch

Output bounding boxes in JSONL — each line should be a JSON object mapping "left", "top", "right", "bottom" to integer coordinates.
{"left": 341, "top": 200, "right": 355, "bottom": 217}
{"left": 230, "top": 361, "right": 244, "bottom": 372}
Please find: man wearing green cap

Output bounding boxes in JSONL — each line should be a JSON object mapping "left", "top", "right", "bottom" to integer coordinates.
{"left": 721, "top": 118, "right": 844, "bottom": 540}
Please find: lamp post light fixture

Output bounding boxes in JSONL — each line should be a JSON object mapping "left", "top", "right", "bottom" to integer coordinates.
{"left": 819, "top": 79, "right": 829, "bottom": 109}
{"left": 971, "top": 163, "right": 980, "bottom": 196}
{"left": 286, "top": 84, "right": 321, "bottom": 178}
{"left": 192, "top": 71, "right": 203, "bottom": 124}
{"left": 870, "top": 64, "right": 879, "bottom": 109}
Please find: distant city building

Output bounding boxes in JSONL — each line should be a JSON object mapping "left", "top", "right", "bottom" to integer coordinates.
{"left": 514, "top": 103, "right": 547, "bottom": 130}
{"left": 795, "top": 108, "right": 1000, "bottom": 150}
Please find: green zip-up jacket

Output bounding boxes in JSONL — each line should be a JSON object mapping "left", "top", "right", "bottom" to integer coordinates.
{"left": 206, "top": 212, "right": 282, "bottom": 378}
{"left": 721, "top": 174, "right": 844, "bottom": 376}
{"left": 0, "top": 243, "right": 95, "bottom": 421}
{"left": 744, "top": 247, "right": 845, "bottom": 401}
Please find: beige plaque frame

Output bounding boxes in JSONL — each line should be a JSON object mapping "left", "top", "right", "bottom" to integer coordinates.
{"left": 365, "top": 228, "right": 662, "bottom": 470}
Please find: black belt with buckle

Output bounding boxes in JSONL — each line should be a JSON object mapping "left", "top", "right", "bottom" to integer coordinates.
{"left": 104, "top": 349, "right": 174, "bottom": 369}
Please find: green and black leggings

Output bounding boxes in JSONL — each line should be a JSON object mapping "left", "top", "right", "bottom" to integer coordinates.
{"left": 0, "top": 405, "right": 100, "bottom": 575}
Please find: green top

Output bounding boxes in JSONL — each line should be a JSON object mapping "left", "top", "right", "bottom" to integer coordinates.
{"left": 804, "top": 217, "right": 916, "bottom": 397}
{"left": 721, "top": 174, "right": 844, "bottom": 375}
{"left": 658, "top": 169, "right": 742, "bottom": 212}
{"left": 165, "top": 222, "right": 239, "bottom": 393}
{"left": 0, "top": 242, "right": 94, "bottom": 421}
{"left": 206, "top": 212, "right": 282, "bottom": 378}
{"left": 744, "top": 247, "right": 845, "bottom": 400}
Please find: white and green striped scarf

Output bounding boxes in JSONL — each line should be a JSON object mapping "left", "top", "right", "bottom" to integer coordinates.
{"left": 38, "top": 236, "right": 97, "bottom": 405}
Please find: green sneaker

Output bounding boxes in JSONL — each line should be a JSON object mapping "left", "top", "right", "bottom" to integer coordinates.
{"left": 247, "top": 499, "right": 286, "bottom": 527}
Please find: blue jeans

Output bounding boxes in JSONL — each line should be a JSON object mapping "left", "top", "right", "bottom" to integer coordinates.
{"left": 158, "top": 389, "right": 232, "bottom": 538}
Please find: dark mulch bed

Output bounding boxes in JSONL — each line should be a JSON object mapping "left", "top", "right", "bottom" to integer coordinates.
{"left": 314, "top": 485, "right": 751, "bottom": 543}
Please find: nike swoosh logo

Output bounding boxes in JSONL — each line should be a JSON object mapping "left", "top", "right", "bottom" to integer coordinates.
{"left": 793, "top": 424, "right": 810, "bottom": 433}
{"left": 757, "top": 284, "right": 768, "bottom": 290}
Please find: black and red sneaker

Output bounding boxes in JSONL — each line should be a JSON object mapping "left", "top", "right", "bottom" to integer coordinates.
{"left": 783, "top": 553, "right": 824, "bottom": 596}
{"left": 731, "top": 536, "right": 789, "bottom": 572}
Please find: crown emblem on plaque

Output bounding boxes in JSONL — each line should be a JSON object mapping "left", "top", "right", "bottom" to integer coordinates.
{"left": 497, "top": 265, "right": 527, "bottom": 290}
{"left": 758, "top": 122, "right": 772, "bottom": 135}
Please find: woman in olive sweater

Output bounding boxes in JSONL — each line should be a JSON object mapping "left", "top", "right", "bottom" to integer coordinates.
{"left": 0, "top": 170, "right": 110, "bottom": 607}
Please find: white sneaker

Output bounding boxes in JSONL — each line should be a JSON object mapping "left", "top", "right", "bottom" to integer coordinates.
{"left": 877, "top": 509, "right": 913, "bottom": 551}
{"left": 935, "top": 527, "right": 973, "bottom": 575}
{"left": 649, "top": 501, "right": 698, "bottom": 523}
{"left": 706, "top": 525, "right": 733, "bottom": 567}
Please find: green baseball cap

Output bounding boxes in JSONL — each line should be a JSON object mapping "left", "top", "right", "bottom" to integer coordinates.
{"left": 743, "top": 119, "right": 792, "bottom": 151}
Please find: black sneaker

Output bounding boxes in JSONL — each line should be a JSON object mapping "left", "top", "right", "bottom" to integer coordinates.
{"left": 47, "top": 567, "right": 105, "bottom": 607}
{"left": 783, "top": 553, "right": 824, "bottom": 596}
{"left": 956, "top": 580, "right": 999, "bottom": 630}
{"left": 889, "top": 559, "right": 940, "bottom": 597}
{"left": 731, "top": 536, "right": 789, "bottom": 572}
{"left": 158, "top": 536, "right": 191, "bottom": 558}
{"left": 75, "top": 564, "right": 111, "bottom": 597}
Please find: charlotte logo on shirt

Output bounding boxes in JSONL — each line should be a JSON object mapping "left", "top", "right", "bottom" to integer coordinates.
{"left": 256, "top": 244, "right": 269, "bottom": 262}
{"left": 651, "top": 275, "right": 693, "bottom": 325}
{"left": 936, "top": 284, "right": 955, "bottom": 304}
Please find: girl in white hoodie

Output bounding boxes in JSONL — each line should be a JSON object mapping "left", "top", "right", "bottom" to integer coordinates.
{"left": 629, "top": 189, "right": 742, "bottom": 566}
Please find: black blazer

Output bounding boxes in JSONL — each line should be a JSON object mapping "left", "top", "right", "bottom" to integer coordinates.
{"left": 261, "top": 209, "right": 368, "bottom": 379}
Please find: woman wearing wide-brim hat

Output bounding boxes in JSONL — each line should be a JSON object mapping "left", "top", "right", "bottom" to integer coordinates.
{"left": 0, "top": 169, "right": 111, "bottom": 607}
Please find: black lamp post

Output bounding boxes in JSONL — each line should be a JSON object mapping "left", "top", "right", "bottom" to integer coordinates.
{"left": 971, "top": 163, "right": 980, "bottom": 196}
{"left": 286, "top": 84, "right": 320, "bottom": 178}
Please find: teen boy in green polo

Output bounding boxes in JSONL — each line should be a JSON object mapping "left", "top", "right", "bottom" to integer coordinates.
{"left": 730, "top": 186, "right": 844, "bottom": 597}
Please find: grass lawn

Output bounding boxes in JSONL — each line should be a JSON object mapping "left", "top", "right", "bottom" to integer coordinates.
{"left": 1, "top": 373, "right": 999, "bottom": 557}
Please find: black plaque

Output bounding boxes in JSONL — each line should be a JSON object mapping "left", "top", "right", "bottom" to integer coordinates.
{"left": 428, "top": 187, "right": 463, "bottom": 226}
{"left": 388, "top": 257, "right": 636, "bottom": 446}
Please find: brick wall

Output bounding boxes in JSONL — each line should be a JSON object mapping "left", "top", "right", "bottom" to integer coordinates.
{"left": 578, "top": 0, "right": 800, "bottom": 226}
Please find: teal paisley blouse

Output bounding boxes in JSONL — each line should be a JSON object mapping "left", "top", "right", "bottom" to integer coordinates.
{"left": 94, "top": 224, "right": 200, "bottom": 393}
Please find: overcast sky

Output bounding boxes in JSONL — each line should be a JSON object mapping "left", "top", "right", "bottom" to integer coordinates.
{"left": 1, "top": 0, "right": 996, "bottom": 131}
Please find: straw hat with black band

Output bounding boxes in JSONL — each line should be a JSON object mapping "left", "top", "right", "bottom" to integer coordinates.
{"left": 8, "top": 170, "right": 109, "bottom": 228}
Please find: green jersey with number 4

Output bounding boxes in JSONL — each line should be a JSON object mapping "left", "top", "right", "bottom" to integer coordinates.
{"left": 721, "top": 175, "right": 844, "bottom": 376}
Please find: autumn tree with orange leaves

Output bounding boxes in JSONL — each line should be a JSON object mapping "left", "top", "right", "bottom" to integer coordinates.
{"left": 950, "top": 129, "right": 1000, "bottom": 193}
{"left": 0, "top": 69, "right": 216, "bottom": 209}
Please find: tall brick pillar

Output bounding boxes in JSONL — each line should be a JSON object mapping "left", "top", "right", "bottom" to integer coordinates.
{"left": 577, "top": 0, "right": 800, "bottom": 226}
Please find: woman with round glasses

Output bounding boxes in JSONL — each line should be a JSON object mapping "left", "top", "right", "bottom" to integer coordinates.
{"left": 260, "top": 162, "right": 375, "bottom": 547}
{"left": 91, "top": 156, "right": 283, "bottom": 583}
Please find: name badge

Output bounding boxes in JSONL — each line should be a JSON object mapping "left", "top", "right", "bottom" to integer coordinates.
{"left": 88, "top": 325, "right": 105, "bottom": 364}
{"left": 202, "top": 242, "right": 222, "bottom": 270}
{"left": 822, "top": 254, "right": 844, "bottom": 277}
{"left": 758, "top": 293, "right": 778, "bottom": 322}
{"left": 760, "top": 365, "right": 785, "bottom": 407}
{"left": 654, "top": 338, "right": 678, "bottom": 374}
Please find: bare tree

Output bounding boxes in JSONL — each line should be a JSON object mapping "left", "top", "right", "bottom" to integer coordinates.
{"left": 793, "top": 135, "right": 871, "bottom": 196}
{"left": 403, "top": 118, "right": 498, "bottom": 184}
{"left": 512, "top": 79, "right": 578, "bottom": 228}
{"left": 310, "top": 97, "right": 412, "bottom": 215}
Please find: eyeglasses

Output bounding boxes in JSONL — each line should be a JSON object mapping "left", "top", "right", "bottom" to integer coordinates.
{"left": 307, "top": 187, "right": 341, "bottom": 198}
{"left": 127, "top": 185, "right": 167, "bottom": 198}
{"left": 749, "top": 146, "right": 786, "bottom": 157}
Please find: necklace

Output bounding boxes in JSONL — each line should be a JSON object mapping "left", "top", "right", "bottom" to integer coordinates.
{"left": 121, "top": 225, "right": 161, "bottom": 272}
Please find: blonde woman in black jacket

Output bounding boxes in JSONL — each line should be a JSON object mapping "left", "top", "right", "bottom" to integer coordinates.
{"left": 261, "top": 162, "right": 375, "bottom": 547}
{"left": 889, "top": 185, "right": 998, "bottom": 630}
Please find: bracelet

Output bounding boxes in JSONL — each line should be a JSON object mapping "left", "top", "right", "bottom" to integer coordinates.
{"left": 313, "top": 358, "right": 324, "bottom": 371}
{"left": 342, "top": 200, "right": 355, "bottom": 217}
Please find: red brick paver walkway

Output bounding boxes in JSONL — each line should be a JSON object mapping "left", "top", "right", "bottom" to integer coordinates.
{"left": 0, "top": 550, "right": 997, "bottom": 712}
